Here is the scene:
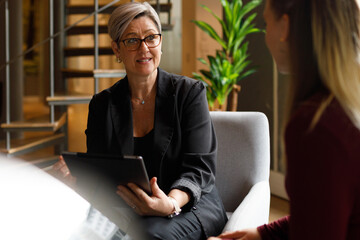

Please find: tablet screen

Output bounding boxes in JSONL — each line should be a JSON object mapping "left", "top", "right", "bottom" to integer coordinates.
{"left": 62, "top": 152, "right": 152, "bottom": 195}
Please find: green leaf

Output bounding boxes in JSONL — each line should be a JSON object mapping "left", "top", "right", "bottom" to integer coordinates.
{"left": 243, "top": 0, "right": 262, "bottom": 13}
{"left": 208, "top": 55, "right": 217, "bottom": 67}
{"left": 199, "top": 4, "right": 227, "bottom": 34}
{"left": 238, "top": 68, "right": 257, "bottom": 81}
{"left": 193, "top": 0, "right": 262, "bottom": 107}
{"left": 227, "top": 29, "right": 235, "bottom": 51}
{"left": 231, "top": 1, "right": 241, "bottom": 29}
{"left": 239, "top": 13, "right": 258, "bottom": 33}
{"left": 197, "top": 57, "right": 209, "bottom": 66}
{"left": 221, "top": 0, "right": 233, "bottom": 28}
{"left": 200, "top": 69, "right": 213, "bottom": 82}
{"left": 206, "top": 87, "right": 217, "bottom": 107}
{"left": 192, "top": 72, "right": 205, "bottom": 82}
{"left": 192, "top": 20, "right": 227, "bottom": 49}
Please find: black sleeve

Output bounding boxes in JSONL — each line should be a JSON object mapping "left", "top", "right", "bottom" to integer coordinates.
{"left": 85, "top": 93, "right": 110, "bottom": 154}
{"left": 171, "top": 80, "right": 217, "bottom": 206}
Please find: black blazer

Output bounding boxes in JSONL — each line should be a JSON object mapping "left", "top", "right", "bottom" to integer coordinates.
{"left": 85, "top": 68, "right": 227, "bottom": 237}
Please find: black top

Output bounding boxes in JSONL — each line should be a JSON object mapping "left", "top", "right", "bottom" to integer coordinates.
{"left": 133, "top": 129, "right": 159, "bottom": 179}
{"left": 85, "top": 68, "right": 227, "bottom": 237}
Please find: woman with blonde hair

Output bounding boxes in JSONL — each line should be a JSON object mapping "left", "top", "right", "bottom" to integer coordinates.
{"left": 209, "top": 0, "right": 360, "bottom": 239}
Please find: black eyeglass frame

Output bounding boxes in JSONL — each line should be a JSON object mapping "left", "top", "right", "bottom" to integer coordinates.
{"left": 119, "top": 34, "right": 162, "bottom": 51}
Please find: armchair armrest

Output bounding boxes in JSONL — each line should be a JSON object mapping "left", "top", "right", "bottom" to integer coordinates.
{"left": 223, "top": 180, "right": 270, "bottom": 232}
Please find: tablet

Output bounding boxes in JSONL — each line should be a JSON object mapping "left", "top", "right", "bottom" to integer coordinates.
{"left": 62, "top": 152, "right": 152, "bottom": 195}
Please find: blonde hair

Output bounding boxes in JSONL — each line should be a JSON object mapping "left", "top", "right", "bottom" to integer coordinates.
{"left": 108, "top": 2, "right": 161, "bottom": 43}
{"left": 311, "top": 0, "right": 360, "bottom": 129}
{"left": 270, "top": 0, "right": 360, "bottom": 130}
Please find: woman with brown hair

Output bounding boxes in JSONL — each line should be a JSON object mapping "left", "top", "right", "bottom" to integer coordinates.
{"left": 210, "top": 0, "right": 360, "bottom": 239}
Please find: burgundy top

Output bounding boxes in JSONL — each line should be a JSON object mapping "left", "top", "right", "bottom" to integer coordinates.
{"left": 258, "top": 93, "right": 360, "bottom": 240}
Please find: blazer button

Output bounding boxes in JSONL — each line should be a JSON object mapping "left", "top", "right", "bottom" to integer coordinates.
{"left": 193, "top": 207, "right": 197, "bottom": 210}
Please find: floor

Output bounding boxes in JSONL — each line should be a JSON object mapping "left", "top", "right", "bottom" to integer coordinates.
{"left": 21, "top": 97, "right": 290, "bottom": 223}
{"left": 269, "top": 195, "right": 289, "bottom": 222}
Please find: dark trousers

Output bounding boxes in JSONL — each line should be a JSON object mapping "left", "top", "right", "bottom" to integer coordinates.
{"left": 141, "top": 211, "right": 205, "bottom": 240}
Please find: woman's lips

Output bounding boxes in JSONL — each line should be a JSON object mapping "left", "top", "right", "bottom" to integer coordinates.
{"left": 137, "top": 58, "right": 152, "bottom": 63}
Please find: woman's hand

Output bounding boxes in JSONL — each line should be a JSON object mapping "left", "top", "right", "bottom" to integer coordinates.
{"left": 116, "top": 177, "right": 174, "bottom": 216}
{"left": 48, "top": 155, "right": 77, "bottom": 187}
{"left": 208, "top": 228, "right": 261, "bottom": 240}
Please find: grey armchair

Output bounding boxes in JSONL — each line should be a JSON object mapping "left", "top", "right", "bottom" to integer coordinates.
{"left": 210, "top": 111, "right": 271, "bottom": 232}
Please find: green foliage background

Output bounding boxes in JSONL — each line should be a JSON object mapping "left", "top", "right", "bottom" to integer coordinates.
{"left": 192, "top": 0, "right": 263, "bottom": 108}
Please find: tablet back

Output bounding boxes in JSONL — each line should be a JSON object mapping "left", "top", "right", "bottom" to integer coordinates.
{"left": 62, "top": 152, "right": 151, "bottom": 195}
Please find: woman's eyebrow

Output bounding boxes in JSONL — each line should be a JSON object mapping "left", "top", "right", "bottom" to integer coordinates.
{"left": 123, "top": 29, "right": 157, "bottom": 38}
{"left": 123, "top": 32, "right": 138, "bottom": 38}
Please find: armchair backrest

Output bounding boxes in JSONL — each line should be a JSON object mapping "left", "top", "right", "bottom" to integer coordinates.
{"left": 210, "top": 111, "right": 270, "bottom": 212}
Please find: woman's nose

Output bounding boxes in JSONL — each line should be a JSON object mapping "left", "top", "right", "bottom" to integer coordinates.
{"left": 138, "top": 40, "right": 149, "bottom": 51}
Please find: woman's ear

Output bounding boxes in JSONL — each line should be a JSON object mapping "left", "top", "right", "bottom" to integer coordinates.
{"left": 280, "top": 14, "right": 290, "bottom": 42}
{"left": 111, "top": 41, "right": 120, "bottom": 57}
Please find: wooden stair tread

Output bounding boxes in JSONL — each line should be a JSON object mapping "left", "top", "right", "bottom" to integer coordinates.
{"left": 61, "top": 68, "right": 127, "bottom": 78}
{"left": 66, "top": 23, "right": 172, "bottom": 36}
{"left": 0, "top": 134, "right": 57, "bottom": 147}
{"left": 1, "top": 113, "right": 67, "bottom": 132}
{"left": 66, "top": 3, "right": 172, "bottom": 15}
{"left": 64, "top": 47, "right": 113, "bottom": 57}
{"left": 61, "top": 68, "right": 94, "bottom": 78}
{"left": 0, "top": 133, "right": 66, "bottom": 157}
{"left": 66, "top": 4, "right": 118, "bottom": 14}
{"left": 93, "top": 69, "right": 126, "bottom": 78}
{"left": 66, "top": 24, "right": 108, "bottom": 35}
{"left": 46, "top": 95, "right": 92, "bottom": 105}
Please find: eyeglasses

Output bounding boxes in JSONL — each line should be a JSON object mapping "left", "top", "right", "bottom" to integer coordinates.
{"left": 120, "top": 34, "right": 162, "bottom": 51}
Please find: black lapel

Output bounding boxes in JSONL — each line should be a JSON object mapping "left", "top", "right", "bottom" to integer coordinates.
{"left": 108, "top": 69, "right": 176, "bottom": 159}
{"left": 153, "top": 68, "right": 176, "bottom": 171}
{"left": 109, "top": 77, "right": 134, "bottom": 155}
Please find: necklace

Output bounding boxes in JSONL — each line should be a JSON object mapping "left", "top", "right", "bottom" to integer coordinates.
{"left": 132, "top": 84, "right": 155, "bottom": 105}
{"left": 135, "top": 97, "right": 147, "bottom": 105}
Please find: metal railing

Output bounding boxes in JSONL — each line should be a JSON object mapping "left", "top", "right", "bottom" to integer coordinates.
{"left": 4, "top": 0, "right": 10, "bottom": 150}
{"left": 1, "top": 0, "right": 123, "bottom": 151}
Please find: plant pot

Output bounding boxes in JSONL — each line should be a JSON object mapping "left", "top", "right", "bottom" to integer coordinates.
{"left": 209, "top": 98, "right": 228, "bottom": 111}
{"left": 209, "top": 84, "right": 241, "bottom": 111}
{"left": 228, "top": 84, "right": 241, "bottom": 111}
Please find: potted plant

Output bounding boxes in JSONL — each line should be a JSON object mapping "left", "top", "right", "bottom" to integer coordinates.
{"left": 192, "top": 0, "right": 262, "bottom": 110}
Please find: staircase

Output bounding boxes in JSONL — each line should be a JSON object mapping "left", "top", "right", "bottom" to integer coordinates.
{"left": 48, "top": 0, "right": 173, "bottom": 106}
{"left": 1, "top": 0, "right": 173, "bottom": 167}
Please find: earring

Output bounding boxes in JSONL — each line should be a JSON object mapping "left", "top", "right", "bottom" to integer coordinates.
{"left": 116, "top": 57, "right": 122, "bottom": 63}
